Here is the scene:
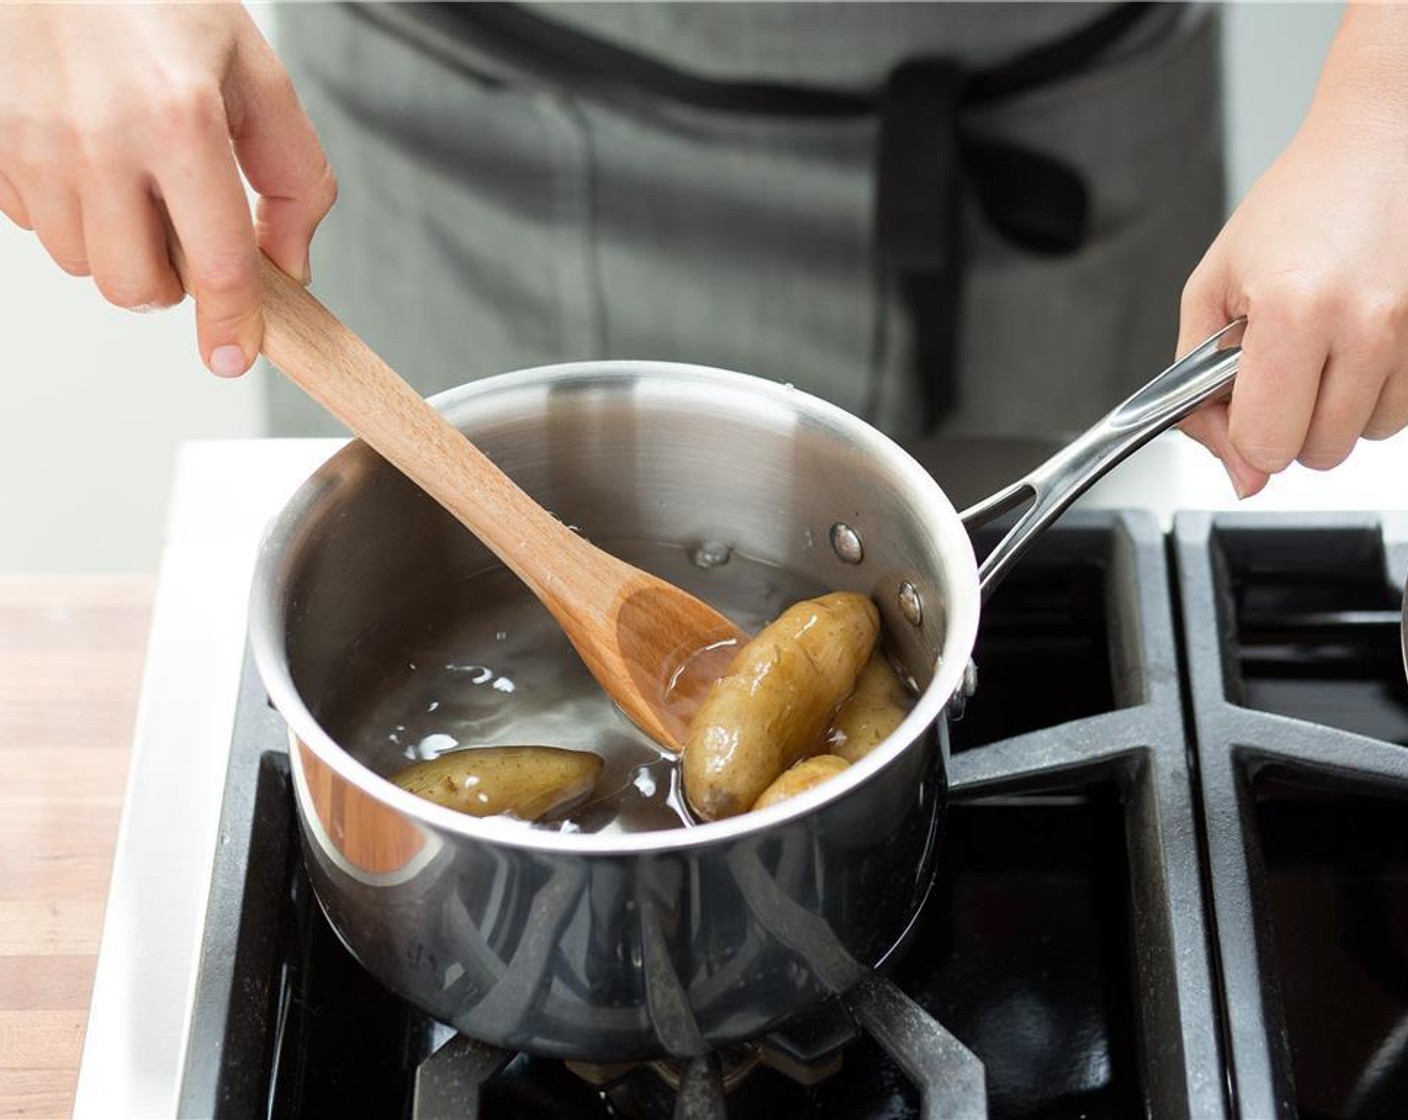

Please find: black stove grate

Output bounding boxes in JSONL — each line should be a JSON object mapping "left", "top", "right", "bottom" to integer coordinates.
{"left": 953, "top": 514, "right": 1226, "bottom": 1118}
{"left": 178, "top": 511, "right": 1228, "bottom": 1118}
{"left": 1173, "top": 512, "right": 1408, "bottom": 1120}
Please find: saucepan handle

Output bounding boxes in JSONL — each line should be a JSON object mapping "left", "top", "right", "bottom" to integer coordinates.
{"left": 959, "top": 320, "right": 1245, "bottom": 600}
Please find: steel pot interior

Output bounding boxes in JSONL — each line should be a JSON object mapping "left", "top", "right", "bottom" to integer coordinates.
{"left": 252, "top": 362, "right": 981, "bottom": 854}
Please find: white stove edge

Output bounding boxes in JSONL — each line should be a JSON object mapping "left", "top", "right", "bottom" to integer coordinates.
{"left": 73, "top": 439, "right": 339, "bottom": 1120}
{"left": 70, "top": 431, "right": 1408, "bottom": 1118}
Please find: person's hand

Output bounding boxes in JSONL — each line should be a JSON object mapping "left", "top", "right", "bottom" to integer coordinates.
{"left": 1177, "top": 8, "right": 1408, "bottom": 498}
{"left": 0, "top": 3, "right": 336, "bottom": 376}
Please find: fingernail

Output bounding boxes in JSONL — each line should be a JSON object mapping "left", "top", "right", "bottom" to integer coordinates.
{"left": 209, "top": 344, "right": 249, "bottom": 378}
{"left": 1224, "top": 462, "right": 1249, "bottom": 501}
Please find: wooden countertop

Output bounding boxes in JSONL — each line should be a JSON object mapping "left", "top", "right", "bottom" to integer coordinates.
{"left": 0, "top": 577, "right": 153, "bottom": 1120}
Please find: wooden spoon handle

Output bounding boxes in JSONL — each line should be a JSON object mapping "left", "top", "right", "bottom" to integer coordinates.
{"left": 167, "top": 238, "right": 742, "bottom": 751}
{"left": 162, "top": 221, "right": 587, "bottom": 593}
{"left": 254, "top": 255, "right": 602, "bottom": 610}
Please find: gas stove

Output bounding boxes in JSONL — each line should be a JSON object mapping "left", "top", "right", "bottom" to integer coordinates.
{"left": 72, "top": 435, "right": 1408, "bottom": 1119}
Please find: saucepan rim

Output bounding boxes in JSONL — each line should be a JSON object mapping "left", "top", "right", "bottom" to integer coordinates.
{"left": 249, "top": 360, "right": 981, "bottom": 855}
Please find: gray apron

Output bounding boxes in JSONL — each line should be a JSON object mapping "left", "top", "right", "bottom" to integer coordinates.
{"left": 272, "top": 3, "right": 1224, "bottom": 440}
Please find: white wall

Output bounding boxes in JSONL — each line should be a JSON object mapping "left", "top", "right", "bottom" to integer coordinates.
{"left": 0, "top": 235, "right": 269, "bottom": 573}
{"left": 1223, "top": 2, "right": 1344, "bottom": 203}
{"left": 0, "top": 3, "right": 1348, "bottom": 573}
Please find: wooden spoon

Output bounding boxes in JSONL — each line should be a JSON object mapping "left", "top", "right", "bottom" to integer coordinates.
{"left": 253, "top": 256, "right": 745, "bottom": 750}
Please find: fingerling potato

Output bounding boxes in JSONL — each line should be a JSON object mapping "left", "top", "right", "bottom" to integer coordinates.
{"left": 825, "top": 653, "right": 914, "bottom": 763}
{"left": 391, "top": 746, "right": 603, "bottom": 820}
{"left": 683, "top": 591, "right": 879, "bottom": 821}
{"left": 752, "top": 754, "right": 851, "bottom": 811}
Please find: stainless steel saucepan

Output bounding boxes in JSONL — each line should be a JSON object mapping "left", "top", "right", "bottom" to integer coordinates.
{"left": 250, "top": 322, "right": 1243, "bottom": 1061}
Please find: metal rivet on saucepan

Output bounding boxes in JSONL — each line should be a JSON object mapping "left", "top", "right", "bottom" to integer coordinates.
{"left": 829, "top": 523, "right": 864, "bottom": 564}
{"left": 897, "top": 581, "right": 923, "bottom": 626}
{"left": 690, "top": 541, "right": 733, "bottom": 569}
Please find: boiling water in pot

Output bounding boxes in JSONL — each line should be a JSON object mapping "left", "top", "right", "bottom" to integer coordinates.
{"left": 321, "top": 540, "right": 830, "bottom": 834}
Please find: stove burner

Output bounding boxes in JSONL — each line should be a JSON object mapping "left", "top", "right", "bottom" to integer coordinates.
{"left": 566, "top": 1036, "right": 840, "bottom": 1096}
{"left": 411, "top": 977, "right": 983, "bottom": 1120}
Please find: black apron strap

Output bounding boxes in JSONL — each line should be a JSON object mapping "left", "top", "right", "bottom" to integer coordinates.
{"left": 875, "top": 5, "right": 1150, "bottom": 427}
{"left": 875, "top": 63, "right": 965, "bottom": 427}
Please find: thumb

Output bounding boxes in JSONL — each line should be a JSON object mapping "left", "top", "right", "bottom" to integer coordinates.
{"left": 229, "top": 38, "right": 337, "bottom": 283}
{"left": 1175, "top": 256, "right": 1268, "bottom": 499}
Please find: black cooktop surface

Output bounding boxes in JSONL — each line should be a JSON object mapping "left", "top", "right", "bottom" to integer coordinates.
{"left": 177, "top": 511, "right": 1408, "bottom": 1120}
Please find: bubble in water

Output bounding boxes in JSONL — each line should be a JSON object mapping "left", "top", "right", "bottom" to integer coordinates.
{"left": 491, "top": 676, "right": 516, "bottom": 694}
{"left": 494, "top": 631, "right": 507, "bottom": 642}
{"left": 415, "top": 732, "right": 458, "bottom": 759}
{"left": 691, "top": 541, "right": 732, "bottom": 569}
{"left": 446, "top": 663, "right": 494, "bottom": 684}
{"left": 632, "top": 766, "right": 657, "bottom": 797}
